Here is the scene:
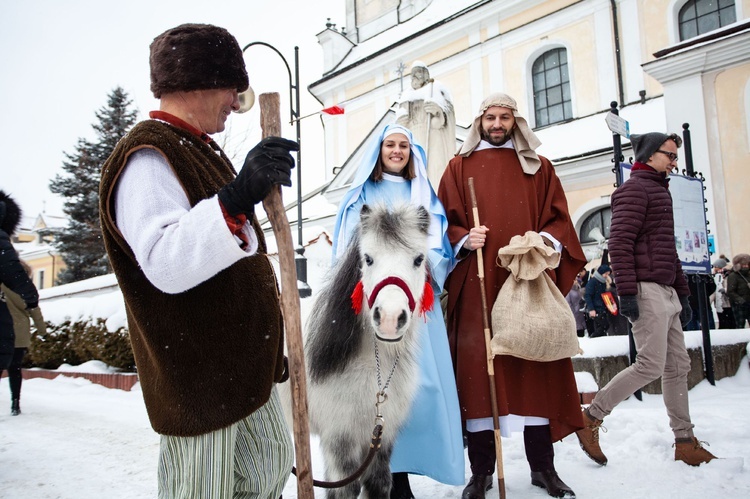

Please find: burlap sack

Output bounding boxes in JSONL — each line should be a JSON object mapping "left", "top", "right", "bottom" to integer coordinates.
{"left": 490, "top": 231, "right": 582, "bottom": 361}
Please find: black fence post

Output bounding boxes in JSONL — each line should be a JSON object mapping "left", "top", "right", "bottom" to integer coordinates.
{"left": 682, "top": 124, "right": 715, "bottom": 385}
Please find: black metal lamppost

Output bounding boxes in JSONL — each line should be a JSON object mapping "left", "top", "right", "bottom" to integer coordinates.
{"left": 242, "top": 42, "right": 311, "bottom": 298}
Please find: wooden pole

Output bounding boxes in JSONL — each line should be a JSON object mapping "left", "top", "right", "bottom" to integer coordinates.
{"left": 468, "top": 177, "right": 506, "bottom": 499}
{"left": 259, "top": 92, "right": 314, "bottom": 499}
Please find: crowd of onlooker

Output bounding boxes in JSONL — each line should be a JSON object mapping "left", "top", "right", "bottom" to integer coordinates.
{"left": 565, "top": 252, "right": 750, "bottom": 337}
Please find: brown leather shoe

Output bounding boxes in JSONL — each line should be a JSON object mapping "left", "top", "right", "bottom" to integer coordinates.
{"left": 674, "top": 437, "right": 717, "bottom": 466}
{"left": 461, "top": 474, "right": 493, "bottom": 499}
{"left": 575, "top": 408, "right": 608, "bottom": 466}
{"left": 530, "top": 470, "right": 576, "bottom": 498}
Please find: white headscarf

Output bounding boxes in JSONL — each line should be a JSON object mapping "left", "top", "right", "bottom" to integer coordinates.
{"left": 458, "top": 93, "right": 543, "bottom": 174}
{"left": 332, "top": 124, "right": 447, "bottom": 264}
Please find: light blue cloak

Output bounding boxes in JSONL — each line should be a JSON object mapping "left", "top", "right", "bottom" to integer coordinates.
{"left": 331, "top": 124, "right": 465, "bottom": 485}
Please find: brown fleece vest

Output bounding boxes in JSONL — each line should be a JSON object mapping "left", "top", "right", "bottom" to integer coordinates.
{"left": 99, "top": 120, "right": 284, "bottom": 436}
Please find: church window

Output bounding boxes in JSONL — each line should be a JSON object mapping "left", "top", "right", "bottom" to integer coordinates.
{"left": 579, "top": 207, "right": 611, "bottom": 245}
{"left": 678, "top": 0, "right": 736, "bottom": 41}
{"left": 532, "top": 48, "right": 573, "bottom": 127}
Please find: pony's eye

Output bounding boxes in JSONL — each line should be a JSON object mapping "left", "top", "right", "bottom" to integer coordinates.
{"left": 364, "top": 254, "right": 373, "bottom": 266}
{"left": 414, "top": 254, "right": 424, "bottom": 267}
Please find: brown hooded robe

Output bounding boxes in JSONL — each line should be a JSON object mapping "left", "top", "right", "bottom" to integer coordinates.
{"left": 438, "top": 148, "right": 587, "bottom": 441}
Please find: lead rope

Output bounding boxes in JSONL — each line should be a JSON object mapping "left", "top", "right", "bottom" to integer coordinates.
{"left": 289, "top": 339, "right": 399, "bottom": 489}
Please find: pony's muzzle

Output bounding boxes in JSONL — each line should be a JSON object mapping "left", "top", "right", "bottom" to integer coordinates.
{"left": 373, "top": 306, "right": 409, "bottom": 341}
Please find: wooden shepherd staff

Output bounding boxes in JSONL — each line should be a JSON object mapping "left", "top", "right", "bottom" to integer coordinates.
{"left": 259, "top": 92, "right": 314, "bottom": 499}
{"left": 468, "top": 177, "right": 506, "bottom": 499}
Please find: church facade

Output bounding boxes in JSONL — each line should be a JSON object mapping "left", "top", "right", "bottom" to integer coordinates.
{"left": 310, "top": 0, "right": 750, "bottom": 262}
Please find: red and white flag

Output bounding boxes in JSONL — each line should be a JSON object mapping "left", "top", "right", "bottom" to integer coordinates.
{"left": 294, "top": 105, "right": 345, "bottom": 122}
{"left": 321, "top": 105, "right": 345, "bottom": 115}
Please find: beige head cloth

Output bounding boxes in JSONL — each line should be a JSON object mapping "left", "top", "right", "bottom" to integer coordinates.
{"left": 458, "top": 93, "right": 542, "bottom": 174}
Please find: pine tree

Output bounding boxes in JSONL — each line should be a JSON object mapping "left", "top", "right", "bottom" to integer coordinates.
{"left": 49, "top": 87, "right": 138, "bottom": 284}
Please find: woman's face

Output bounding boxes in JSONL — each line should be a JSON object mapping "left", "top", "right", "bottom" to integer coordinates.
{"left": 380, "top": 133, "right": 411, "bottom": 174}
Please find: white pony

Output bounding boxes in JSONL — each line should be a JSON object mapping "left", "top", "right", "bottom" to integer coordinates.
{"left": 305, "top": 203, "right": 433, "bottom": 498}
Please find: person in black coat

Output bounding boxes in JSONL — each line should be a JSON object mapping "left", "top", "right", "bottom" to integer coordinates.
{"left": 0, "top": 191, "right": 40, "bottom": 380}
{"left": 584, "top": 265, "right": 612, "bottom": 338}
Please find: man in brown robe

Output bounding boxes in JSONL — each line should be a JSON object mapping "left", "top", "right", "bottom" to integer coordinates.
{"left": 438, "top": 93, "right": 586, "bottom": 499}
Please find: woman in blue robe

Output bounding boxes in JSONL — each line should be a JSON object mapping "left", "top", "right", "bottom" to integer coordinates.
{"left": 332, "top": 124, "right": 465, "bottom": 497}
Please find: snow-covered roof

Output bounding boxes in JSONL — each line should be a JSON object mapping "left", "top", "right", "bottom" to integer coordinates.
{"left": 39, "top": 273, "right": 120, "bottom": 301}
{"left": 36, "top": 213, "right": 68, "bottom": 230}
{"left": 323, "top": 0, "right": 485, "bottom": 76}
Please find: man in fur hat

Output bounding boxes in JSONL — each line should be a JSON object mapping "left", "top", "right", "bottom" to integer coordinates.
{"left": 0, "top": 191, "right": 41, "bottom": 379}
{"left": 99, "top": 24, "right": 297, "bottom": 497}
{"left": 437, "top": 93, "right": 586, "bottom": 499}
{"left": 576, "top": 132, "right": 718, "bottom": 469}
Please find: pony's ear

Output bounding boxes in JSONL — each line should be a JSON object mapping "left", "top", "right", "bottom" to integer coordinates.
{"left": 415, "top": 206, "right": 430, "bottom": 235}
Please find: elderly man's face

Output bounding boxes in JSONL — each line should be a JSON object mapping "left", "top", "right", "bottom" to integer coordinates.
{"left": 191, "top": 88, "right": 241, "bottom": 134}
{"left": 480, "top": 106, "right": 516, "bottom": 146}
{"left": 411, "top": 67, "right": 429, "bottom": 90}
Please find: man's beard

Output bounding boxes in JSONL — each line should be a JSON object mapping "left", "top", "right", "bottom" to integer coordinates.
{"left": 481, "top": 127, "right": 511, "bottom": 146}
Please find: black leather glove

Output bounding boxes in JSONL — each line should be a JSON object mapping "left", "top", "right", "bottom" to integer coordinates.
{"left": 619, "top": 295, "right": 640, "bottom": 322}
{"left": 679, "top": 296, "right": 692, "bottom": 327}
{"left": 218, "top": 137, "right": 298, "bottom": 216}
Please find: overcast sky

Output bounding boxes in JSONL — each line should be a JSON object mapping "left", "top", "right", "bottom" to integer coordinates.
{"left": 0, "top": 0, "right": 345, "bottom": 220}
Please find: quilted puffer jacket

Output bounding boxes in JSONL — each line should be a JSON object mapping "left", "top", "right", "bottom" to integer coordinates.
{"left": 608, "top": 164, "right": 689, "bottom": 297}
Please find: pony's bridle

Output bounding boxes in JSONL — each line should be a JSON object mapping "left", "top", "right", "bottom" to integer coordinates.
{"left": 367, "top": 276, "right": 416, "bottom": 312}
{"left": 351, "top": 275, "right": 433, "bottom": 317}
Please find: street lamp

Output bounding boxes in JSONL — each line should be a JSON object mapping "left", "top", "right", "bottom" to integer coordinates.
{"left": 242, "top": 42, "right": 311, "bottom": 298}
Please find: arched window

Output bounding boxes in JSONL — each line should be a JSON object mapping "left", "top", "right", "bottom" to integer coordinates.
{"left": 532, "top": 48, "right": 573, "bottom": 127}
{"left": 678, "top": 0, "right": 736, "bottom": 41}
{"left": 579, "top": 207, "right": 611, "bottom": 245}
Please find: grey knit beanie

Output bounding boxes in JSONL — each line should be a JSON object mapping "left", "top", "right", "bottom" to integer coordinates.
{"left": 630, "top": 132, "right": 670, "bottom": 164}
{"left": 712, "top": 257, "right": 728, "bottom": 269}
{"left": 149, "top": 23, "right": 249, "bottom": 98}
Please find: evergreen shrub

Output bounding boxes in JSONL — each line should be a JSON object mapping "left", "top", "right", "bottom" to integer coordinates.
{"left": 25, "top": 319, "right": 136, "bottom": 372}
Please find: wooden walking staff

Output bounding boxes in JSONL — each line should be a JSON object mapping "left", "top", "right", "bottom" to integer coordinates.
{"left": 259, "top": 92, "right": 314, "bottom": 499}
{"left": 468, "top": 177, "right": 506, "bottom": 499}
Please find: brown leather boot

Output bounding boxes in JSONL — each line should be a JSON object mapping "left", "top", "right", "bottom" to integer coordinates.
{"left": 674, "top": 437, "right": 717, "bottom": 466}
{"left": 575, "top": 409, "right": 608, "bottom": 466}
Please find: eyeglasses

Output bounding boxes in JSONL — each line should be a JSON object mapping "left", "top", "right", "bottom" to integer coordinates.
{"left": 656, "top": 150, "right": 678, "bottom": 162}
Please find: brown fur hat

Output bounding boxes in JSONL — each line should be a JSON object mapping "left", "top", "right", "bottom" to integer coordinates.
{"left": 149, "top": 23, "right": 249, "bottom": 98}
{"left": 732, "top": 253, "right": 750, "bottom": 271}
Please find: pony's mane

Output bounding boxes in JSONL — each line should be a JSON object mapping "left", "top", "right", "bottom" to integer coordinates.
{"left": 306, "top": 228, "right": 365, "bottom": 382}
{"left": 360, "top": 202, "right": 429, "bottom": 255}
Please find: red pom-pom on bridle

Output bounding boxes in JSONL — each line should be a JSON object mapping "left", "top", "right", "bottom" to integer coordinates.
{"left": 350, "top": 277, "right": 434, "bottom": 317}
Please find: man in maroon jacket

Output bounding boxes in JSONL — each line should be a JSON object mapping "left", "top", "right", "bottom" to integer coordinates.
{"left": 576, "top": 132, "right": 718, "bottom": 468}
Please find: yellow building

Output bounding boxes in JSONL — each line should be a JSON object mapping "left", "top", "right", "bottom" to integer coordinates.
{"left": 311, "top": 0, "right": 750, "bottom": 262}
{"left": 13, "top": 213, "right": 67, "bottom": 289}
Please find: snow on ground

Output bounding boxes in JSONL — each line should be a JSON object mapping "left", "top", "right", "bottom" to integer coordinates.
{"left": 1, "top": 350, "right": 748, "bottom": 498}
{"left": 6, "top": 238, "right": 750, "bottom": 497}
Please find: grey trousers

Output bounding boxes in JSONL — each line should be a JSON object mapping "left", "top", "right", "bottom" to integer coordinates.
{"left": 588, "top": 282, "right": 695, "bottom": 439}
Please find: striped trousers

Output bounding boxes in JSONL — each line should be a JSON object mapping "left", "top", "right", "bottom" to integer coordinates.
{"left": 158, "top": 386, "right": 293, "bottom": 499}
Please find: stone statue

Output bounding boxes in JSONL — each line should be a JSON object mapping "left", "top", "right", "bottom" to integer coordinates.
{"left": 396, "top": 61, "right": 456, "bottom": 189}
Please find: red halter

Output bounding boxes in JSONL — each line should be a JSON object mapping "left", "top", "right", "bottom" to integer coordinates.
{"left": 351, "top": 276, "right": 434, "bottom": 318}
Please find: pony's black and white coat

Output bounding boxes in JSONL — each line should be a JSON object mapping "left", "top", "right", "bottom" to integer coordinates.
{"left": 306, "top": 203, "right": 431, "bottom": 499}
